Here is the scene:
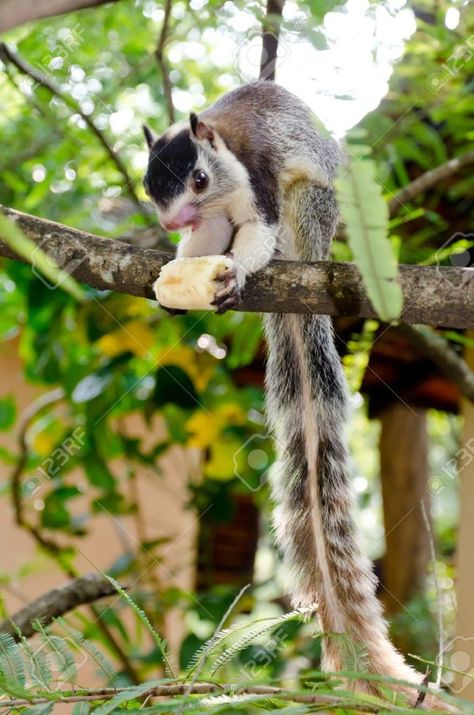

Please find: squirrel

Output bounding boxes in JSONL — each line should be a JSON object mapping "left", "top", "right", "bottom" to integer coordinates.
{"left": 143, "top": 81, "right": 452, "bottom": 710}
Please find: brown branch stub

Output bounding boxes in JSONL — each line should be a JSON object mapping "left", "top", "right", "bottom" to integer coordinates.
{"left": 155, "top": 0, "right": 175, "bottom": 124}
{"left": 0, "top": 0, "right": 121, "bottom": 32}
{"left": 260, "top": 0, "right": 285, "bottom": 81}
{"left": 0, "top": 574, "right": 118, "bottom": 639}
{"left": 1, "top": 204, "right": 473, "bottom": 329}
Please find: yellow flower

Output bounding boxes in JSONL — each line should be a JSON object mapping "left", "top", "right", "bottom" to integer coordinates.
{"left": 204, "top": 439, "right": 242, "bottom": 481}
{"left": 96, "top": 320, "right": 155, "bottom": 358}
{"left": 185, "top": 402, "right": 246, "bottom": 449}
{"left": 186, "top": 411, "right": 219, "bottom": 449}
{"left": 216, "top": 403, "right": 246, "bottom": 425}
{"left": 32, "top": 431, "right": 55, "bottom": 457}
{"left": 158, "top": 346, "right": 215, "bottom": 391}
{"left": 124, "top": 296, "right": 154, "bottom": 318}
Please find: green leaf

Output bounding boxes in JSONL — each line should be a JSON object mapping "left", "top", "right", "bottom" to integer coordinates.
{"left": 56, "top": 619, "right": 117, "bottom": 685}
{"left": 93, "top": 680, "right": 163, "bottom": 715}
{"left": 102, "top": 575, "right": 175, "bottom": 678}
{"left": 0, "top": 395, "right": 16, "bottom": 430}
{"left": 335, "top": 150, "right": 403, "bottom": 322}
{"left": 153, "top": 365, "right": 199, "bottom": 409}
{"left": 210, "top": 608, "right": 313, "bottom": 675}
{"left": 44, "top": 634, "right": 77, "bottom": 685}
{"left": 0, "top": 633, "right": 26, "bottom": 688}
{"left": 31, "top": 623, "right": 78, "bottom": 685}
{"left": 83, "top": 454, "right": 116, "bottom": 491}
{"left": 227, "top": 315, "right": 262, "bottom": 369}
{"left": 23, "top": 704, "right": 54, "bottom": 715}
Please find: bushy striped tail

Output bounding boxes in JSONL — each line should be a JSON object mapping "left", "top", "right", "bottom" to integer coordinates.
{"left": 263, "top": 183, "right": 454, "bottom": 711}
{"left": 263, "top": 311, "right": 459, "bottom": 710}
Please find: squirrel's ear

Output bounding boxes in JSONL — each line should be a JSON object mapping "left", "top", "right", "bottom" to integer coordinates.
{"left": 143, "top": 125, "right": 156, "bottom": 150}
{"left": 189, "top": 112, "right": 199, "bottom": 136}
{"left": 190, "top": 113, "right": 215, "bottom": 146}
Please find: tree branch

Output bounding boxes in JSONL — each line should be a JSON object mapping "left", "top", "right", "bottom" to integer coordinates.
{"left": 397, "top": 324, "right": 474, "bottom": 403}
{"left": 10, "top": 388, "right": 66, "bottom": 554}
{"left": 389, "top": 151, "right": 474, "bottom": 216}
{"left": 1, "top": 205, "right": 473, "bottom": 329}
{"left": 0, "top": 0, "right": 122, "bottom": 32}
{"left": 260, "top": 0, "right": 285, "bottom": 81}
{"left": 0, "top": 575, "right": 119, "bottom": 639}
{"left": 155, "top": 0, "right": 175, "bottom": 124}
{"left": 0, "top": 43, "right": 147, "bottom": 219}
{"left": 0, "top": 681, "right": 429, "bottom": 712}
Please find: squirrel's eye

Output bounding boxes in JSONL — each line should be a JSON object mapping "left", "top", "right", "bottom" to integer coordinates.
{"left": 193, "top": 170, "right": 209, "bottom": 191}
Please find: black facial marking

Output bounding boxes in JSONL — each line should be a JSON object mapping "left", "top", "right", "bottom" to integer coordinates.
{"left": 144, "top": 130, "right": 198, "bottom": 208}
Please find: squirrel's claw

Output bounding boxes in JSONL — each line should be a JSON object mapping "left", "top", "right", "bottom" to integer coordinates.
{"left": 211, "top": 261, "right": 241, "bottom": 314}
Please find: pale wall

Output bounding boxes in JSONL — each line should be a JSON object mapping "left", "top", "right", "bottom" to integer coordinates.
{"left": 0, "top": 335, "right": 198, "bottom": 681}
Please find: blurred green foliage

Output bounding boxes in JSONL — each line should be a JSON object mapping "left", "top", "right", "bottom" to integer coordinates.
{"left": 0, "top": 0, "right": 472, "bottom": 709}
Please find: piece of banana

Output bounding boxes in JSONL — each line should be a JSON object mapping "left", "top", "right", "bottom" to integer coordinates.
{"left": 153, "top": 255, "right": 234, "bottom": 311}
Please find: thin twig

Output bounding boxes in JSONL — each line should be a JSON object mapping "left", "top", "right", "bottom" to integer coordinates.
{"left": 155, "top": 0, "right": 175, "bottom": 124}
{"left": 398, "top": 324, "right": 474, "bottom": 403}
{"left": 389, "top": 151, "right": 474, "bottom": 216}
{"left": 184, "top": 584, "right": 251, "bottom": 694}
{"left": 0, "top": 42, "right": 147, "bottom": 218}
{"left": 10, "top": 388, "right": 65, "bottom": 553}
{"left": 420, "top": 500, "right": 444, "bottom": 689}
{"left": 0, "top": 682, "right": 421, "bottom": 712}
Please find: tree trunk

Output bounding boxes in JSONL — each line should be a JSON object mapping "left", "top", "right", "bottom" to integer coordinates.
{"left": 379, "top": 404, "right": 431, "bottom": 616}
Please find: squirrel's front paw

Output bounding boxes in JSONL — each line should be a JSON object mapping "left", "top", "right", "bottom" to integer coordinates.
{"left": 211, "top": 257, "right": 243, "bottom": 314}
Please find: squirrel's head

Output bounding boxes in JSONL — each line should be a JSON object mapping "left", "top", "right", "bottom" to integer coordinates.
{"left": 143, "top": 113, "right": 241, "bottom": 233}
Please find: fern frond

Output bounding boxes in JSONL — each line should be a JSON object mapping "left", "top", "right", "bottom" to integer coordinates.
{"left": 0, "top": 668, "right": 30, "bottom": 699}
{"left": 186, "top": 584, "right": 250, "bottom": 680}
{"left": 103, "top": 575, "right": 175, "bottom": 678}
{"left": 188, "top": 606, "right": 313, "bottom": 677}
{"left": 0, "top": 632, "right": 26, "bottom": 688}
{"left": 56, "top": 619, "right": 117, "bottom": 684}
{"left": 210, "top": 608, "right": 315, "bottom": 675}
{"left": 32, "top": 622, "right": 77, "bottom": 686}
{"left": 9, "top": 624, "right": 52, "bottom": 691}
{"left": 28, "top": 646, "right": 53, "bottom": 690}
